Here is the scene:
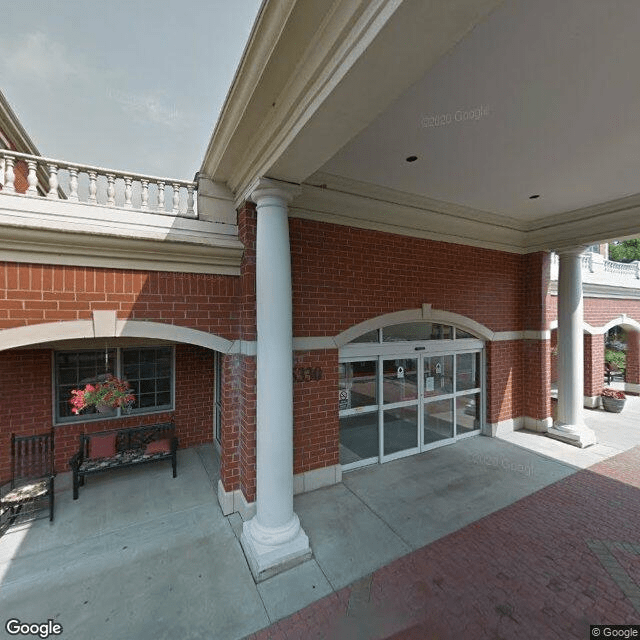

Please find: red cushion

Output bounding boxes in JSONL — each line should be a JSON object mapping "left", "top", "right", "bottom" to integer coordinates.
{"left": 90, "top": 433, "right": 117, "bottom": 459}
{"left": 145, "top": 438, "right": 171, "bottom": 455}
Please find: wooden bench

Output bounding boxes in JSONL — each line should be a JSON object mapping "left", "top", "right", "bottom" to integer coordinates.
{"left": 69, "top": 422, "right": 177, "bottom": 500}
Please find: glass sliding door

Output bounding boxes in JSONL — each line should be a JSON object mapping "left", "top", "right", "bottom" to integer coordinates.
{"left": 381, "top": 357, "right": 419, "bottom": 461}
{"left": 339, "top": 326, "right": 484, "bottom": 469}
{"left": 339, "top": 359, "right": 379, "bottom": 468}
{"left": 422, "top": 354, "right": 455, "bottom": 448}
{"left": 455, "top": 352, "right": 482, "bottom": 437}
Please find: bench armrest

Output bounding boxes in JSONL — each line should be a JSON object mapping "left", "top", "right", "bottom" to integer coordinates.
{"left": 69, "top": 451, "right": 82, "bottom": 471}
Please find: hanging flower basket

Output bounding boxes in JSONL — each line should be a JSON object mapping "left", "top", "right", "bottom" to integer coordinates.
{"left": 69, "top": 374, "right": 135, "bottom": 415}
{"left": 601, "top": 388, "right": 626, "bottom": 413}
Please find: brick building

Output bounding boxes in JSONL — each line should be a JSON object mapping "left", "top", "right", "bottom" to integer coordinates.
{"left": 2, "top": 0, "right": 640, "bottom": 580}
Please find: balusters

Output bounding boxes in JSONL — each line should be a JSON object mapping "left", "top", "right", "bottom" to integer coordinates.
{"left": 26, "top": 160, "right": 38, "bottom": 195}
{"left": 0, "top": 152, "right": 198, "bottom": 218}
{"left": 140, "top": 179, "right": 149, "bottom": 210}
{"left": 88, "top": 171, "right": 98, "bottom": 204}
{"left": 106, "top": 173, "right": 116, "bottom": 206}
{"left": 156, "top": 180, "right": 165, "bottom": 211}
{"left": 172, "top": 183, "right": 180, "bottom": 213}
{"left": 124, "top": 176, "right": 133, "bottom": 209}
{"left": 47, "top": 163, "right": 59, "bottom": 199}
{"left": 187, "top": 184, "right": 195, "bottom": 217}
{"left": 68, "top": 166, "right": 79, "bottom": 201}
{"left": 4, "top": 156, "right": 16, "bottom": 193}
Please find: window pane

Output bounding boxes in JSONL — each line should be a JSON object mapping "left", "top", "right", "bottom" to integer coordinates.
{"left": 424, "top": 355, "right": 453, "bottom": 397}
{"left": 424, "top": 399, "right": 453, "bottom": 444}
{"left": 340, "top": 413, "right": 378, "bottom": 465}
{"left": 54, "top": 350, "right": 116, "bottom": 421}
{"left": 121, "top": 346, "right": 173, "bottom": 413}
{"left": 383, "top": 358, "right": 418, "bottom": 404}
{"left": 351, "top": 330, "right": 379, "bottom": 343}
{"left": 339, "top": 360, "right": 377, "bottom": 410}
{"left": 456, "top": 328, "right": 474, "bottom": 339}
{"left": 55, "top": 346, "right": 174, "bottom": 421}
{"left": 456, "top": 353, "right": 480, "bottom": 391}
{"left": 383, "top": 406, "right": 418, "bottom": 455}
{"left": 456, "top": 394, "right": 480, "bottom": 434}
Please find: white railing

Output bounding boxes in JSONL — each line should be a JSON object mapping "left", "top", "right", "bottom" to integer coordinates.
{"left": 550, "top": 251, "right": 640, "bottom": 288}
{"left": 0, "top": 149, "right": 197, "bottom": 218}
{"left": 604, "top": 259, "right": 638, "bottom": 277}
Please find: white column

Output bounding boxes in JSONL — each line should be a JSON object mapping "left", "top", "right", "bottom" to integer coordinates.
{"left": 548, "top": 248, "right": 596, "bottom": 448}
{"left": 240, "top": 177, "right": 310, "bottom": 581}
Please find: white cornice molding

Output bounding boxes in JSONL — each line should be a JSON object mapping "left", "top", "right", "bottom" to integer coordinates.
{"left": 549, "top": 281, "right": 640, "bottom": 300}
{"left": 524, "top": 192, "right": 640, "bottom": 252}
{"left": 0, "top": 90, "right": 41, "bottom": 156}
{"left": 202, "top": 0, "right": 503, "bottom": 197}
{"left": 292, "top": 177, "right": 528, "bottom": 253}
{"left": 0, "top": 194, "right": 243, "bottom": 275}
{"left": 200, "top": 0, "right": 297, "bottom": 181}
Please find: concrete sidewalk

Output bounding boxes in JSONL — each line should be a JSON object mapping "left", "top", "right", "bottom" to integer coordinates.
{"left": 1, "top": 400, "right": 639, "bottom": 639}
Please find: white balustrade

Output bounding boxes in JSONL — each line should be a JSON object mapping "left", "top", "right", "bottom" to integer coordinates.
{"left": 4, "top": 156, "right": 15, "bottom": 194}
{"left": 0, "top": 149, "right": 197, "bottom": 218}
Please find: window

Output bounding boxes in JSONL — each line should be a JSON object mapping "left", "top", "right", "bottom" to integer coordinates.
{"left": 54, "top": 346, "right": 174, "bottom": 423}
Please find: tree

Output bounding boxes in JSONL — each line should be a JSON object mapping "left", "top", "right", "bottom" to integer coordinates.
{"left": 609, "top": 239, "right": 640, "bottom": 262}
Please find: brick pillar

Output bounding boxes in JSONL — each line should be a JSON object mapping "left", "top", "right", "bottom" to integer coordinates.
{"left": 522, "top": 252, "right": 551, "bottom": 431}
{"left": 583, "top": 333, "right": 604, "bottom": 405}
{"left": 626, "top": 330, "right": 640, "bottom": 388}
{"left": 550, "top": 329, "right": 558, "bottom": 385}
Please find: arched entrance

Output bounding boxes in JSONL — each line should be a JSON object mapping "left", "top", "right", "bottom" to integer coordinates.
{"left": 338, "top": 318, "right": 485, "bottom": 469}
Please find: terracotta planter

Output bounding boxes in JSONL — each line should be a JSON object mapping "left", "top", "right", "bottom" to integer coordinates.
{"left": 602, "top": 396, "right": 626, "bottom": 413}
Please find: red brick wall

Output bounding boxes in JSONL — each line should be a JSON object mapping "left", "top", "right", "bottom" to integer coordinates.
{"left": 289, "top": 219, "right": 526, "bottom": 336}
{"left": 0, "top": 262, "right": 240, "bottom": 339}
{"left": 550, "top": 329, "right": 558, "bottom": 384}
{"left": 523, "top": 339, "right": 551, "bottom": 420}
{"left": 293, "top": 350, "right": 339, "bottom": 474}
{"left": 523, "top": 252, "right": 551, "bottom": 331}
{"left": 626, "top": 330, "right": 640, "bottom": 385}
{"left": 219, "top": 353, "right": 257, "bottom": 501}
{"left": 548, "top": 294, "right": 640, "bottom": 330}
{"left": 238, "top": 204, "right": 257, "bottom": 341}
{"left": 584, "top": 333, "right": 604, "bottom": 397}
{"left": 239, "top": 357, "right": 257, "bottom": 502}
{"left": 486, "top": 341, "right": 523, "bottom": 425}
{"left": 0, "top": 344, "right": 215, "bottom": 483}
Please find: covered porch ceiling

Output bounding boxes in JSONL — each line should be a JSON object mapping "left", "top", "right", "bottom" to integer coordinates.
{"left": 201, "top": 0, "right": 640, "bottom": 254}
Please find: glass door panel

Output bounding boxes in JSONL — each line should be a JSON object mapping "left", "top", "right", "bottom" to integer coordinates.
{"left": 423, "top": 355, "right": 453, "bottom": 398}
{"left": 339, "top": 360, "right": 377, "bottom": 410}
{"left": 456, "top": 393, "right": 481, "bottom": 435}
{"left": 423, "top": 399, "right": 454, "bottom": 445}
{"left": 339, "top": 412, "right": 379, "bottom": 465}
{"left": 456, "top": 352, "right": 480, "bottom": 391}
{"left": 383, "top": 405, "right": 418, "bottom": 456}
{"left": 383, "top": 358, "right": 418, "bottom": 404}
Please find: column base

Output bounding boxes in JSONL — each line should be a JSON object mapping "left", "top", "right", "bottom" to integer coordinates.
{"left": 240, "top": 514, "right": 312, "bottom": 582}
{"left": 547, "top": 423, "right": 597, "bottom": 448}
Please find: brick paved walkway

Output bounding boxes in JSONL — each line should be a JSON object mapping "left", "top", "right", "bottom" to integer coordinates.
{"left": 245, "top": 446, "right": 640, "bottom": 640}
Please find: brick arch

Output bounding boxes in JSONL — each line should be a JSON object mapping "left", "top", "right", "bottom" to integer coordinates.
{"left": 334, "top": 307, "right": 493, "bottom": 346}
{"left": 0, "top": 312, "right": 233, "bottom": 353}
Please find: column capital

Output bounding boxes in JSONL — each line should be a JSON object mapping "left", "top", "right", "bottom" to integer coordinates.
{"left": 248, "top": 177, "right": 301, "bottom": 206}
{"left": 555, "top": 245, "right": 589, "bottom": 258}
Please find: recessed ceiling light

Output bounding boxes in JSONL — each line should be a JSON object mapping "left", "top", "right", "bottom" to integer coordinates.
{"left": 529, "top": 194, "right": 540, "bottom": 199}
{"left": 406, "top": 155, "right": 418, "bottom": 163}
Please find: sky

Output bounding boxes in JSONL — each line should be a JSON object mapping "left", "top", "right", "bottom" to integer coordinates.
{"left": 1, "top": 0, "right": 262, "bottom": 180}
